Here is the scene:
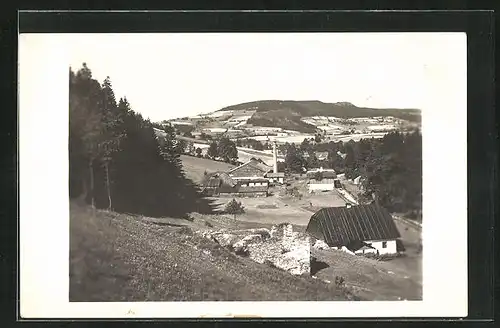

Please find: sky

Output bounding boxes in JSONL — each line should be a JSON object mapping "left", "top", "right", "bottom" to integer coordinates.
{"left": 67, "top": 32, "right": 465, "bottom": 122}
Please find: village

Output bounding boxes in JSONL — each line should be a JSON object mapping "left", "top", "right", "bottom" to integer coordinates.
{"left": 166, "top": 134, "right": 423, "bottom": 301}
{"left": 68, "top": 60, "right": 423, "bottom": 302}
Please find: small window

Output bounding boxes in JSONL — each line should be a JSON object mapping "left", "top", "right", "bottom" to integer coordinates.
{"left": 382, "top": 241, "right": 387, "bottom": 248}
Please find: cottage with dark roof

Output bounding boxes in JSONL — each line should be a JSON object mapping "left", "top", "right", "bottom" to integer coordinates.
{"left": 201, "top": 171, "right": 268, "bottom": 197}
{"left": 306, "top": 203, "right": 401, "bottom": 255}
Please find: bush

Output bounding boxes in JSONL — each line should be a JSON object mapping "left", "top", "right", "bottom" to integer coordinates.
{"left": 224, "top": 198, "right": 245, "bottom": 216}
{"left": 285, "top": 186, "right": 302, "bottom": 199}
{"left": 314, "top": 171, "right": 323, "bottom": 181}
{"left": 335, "top": 276, "right": 345, "bottom": 287}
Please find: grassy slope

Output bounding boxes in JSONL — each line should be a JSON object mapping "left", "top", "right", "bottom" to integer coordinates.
{"left": 220, "top": 100, "right": 421, "bottom": 133}
{"left": 313, "top": 248, "right": 422, "bottom": 301}
{"left": 180, "top": 155, "right": 235, "bottom": 183}
{"left": 70, "top": 203, "right": 356, "bottom": 302}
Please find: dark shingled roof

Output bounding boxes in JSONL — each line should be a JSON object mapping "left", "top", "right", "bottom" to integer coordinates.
{"left": 306, "top": 203, "right": 400, "bottom": 247}
{"left": 237, "top": 178, "right": 269, "bottom": 184}
{"left": 265, "top": 172, "right": 285, "bottom": 178}
{"left": 228, "top": 159, "right": 271, "bottom": 176}
{"left": 306, "top": 171, "right": 337, "bottom": 179}
{"left": 202, "top": 172, "right": 268, "bottom": 195}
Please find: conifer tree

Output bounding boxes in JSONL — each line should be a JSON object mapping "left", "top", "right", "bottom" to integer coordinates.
{"left": 217, "top": 137, "right": 238, "bottom": 163}
{"left": 98, "top": 76, "right": 126, "bottom": 210}
{"left": 69, "top": 63, "right": 105, "bottom": 209}
{"left": 70, "top": 64, "right": 201, "bottom": 217}
{"left": 207, "top": 141, "right": 218, "bottom": 159}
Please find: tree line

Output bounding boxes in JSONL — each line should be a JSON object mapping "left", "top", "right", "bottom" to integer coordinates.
{"left": 206, "top": 137, "right": 239, "bottom": 164}
{"left": 69, "top": 64, "right": 212, "bottom": 217}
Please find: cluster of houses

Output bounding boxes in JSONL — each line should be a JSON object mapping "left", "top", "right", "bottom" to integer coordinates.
{"left": 198, "top": 142, "right": 402, "bottom": 257}
{"left": 201, "top": 159, "right": 284, "bottom": 197}
{"left": 306, "top": 167, "right": 341, "bottom": 192}
{"left": 201, "top": 141, "right": 285, "bottom": 197}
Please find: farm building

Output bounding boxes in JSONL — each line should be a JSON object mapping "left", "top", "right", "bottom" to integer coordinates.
{"left": 226, "top": 141, "right": 286, "bottom": 186}
{"left": 306, "top": 203, "right": 401, "bottom": 255}
{"left": 228, "top": 159, "right": 272, "bottom": 180}
{"left": 306, "top": 168, "right": 338, "bottom": 192}
{"left": 265, "top": 172, "right": 285, "bottom": 184}
{"left": 201, "top": 172, "right": 268, "bottom": 197}
{"left": 308, "top": 178, "right": 337, "bottom": 192}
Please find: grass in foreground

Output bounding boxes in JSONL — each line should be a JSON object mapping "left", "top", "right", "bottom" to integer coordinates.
{"left": 70, "top": 202, "right": 357, "bottom": 302}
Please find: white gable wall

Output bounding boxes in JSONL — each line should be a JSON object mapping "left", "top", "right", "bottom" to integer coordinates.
{"left": 308, "top": 183, "right": 335, "bottom": 192}
{"left": 269, "top": 177, "right": 284, "bottom": 184}
{"left": 364, "top": 239, "right": 397, "bottom": 255}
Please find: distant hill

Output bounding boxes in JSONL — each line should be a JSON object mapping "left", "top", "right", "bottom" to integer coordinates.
{"left": 218, "top": 100, "right": 421, "bottom": 133}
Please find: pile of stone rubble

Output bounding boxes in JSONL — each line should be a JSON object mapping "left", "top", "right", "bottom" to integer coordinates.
{"left": 196, "top": 223, "right": 312, "bottom": 276}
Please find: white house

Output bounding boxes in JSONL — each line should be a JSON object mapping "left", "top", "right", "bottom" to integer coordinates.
{"left": 265, "top": 172, "right": 285, "bottom": 184}
{"left": 306, "top": 167, "right": 337, "bottom": 192}
{"left": 308, "top": 178, "right": 336, "bottom": 192}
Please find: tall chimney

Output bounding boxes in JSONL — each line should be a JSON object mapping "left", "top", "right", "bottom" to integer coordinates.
{"left": 272, "top": 141, "right": 278, "bottom": 174}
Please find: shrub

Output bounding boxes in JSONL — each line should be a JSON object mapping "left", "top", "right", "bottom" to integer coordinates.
{"left": 182, "top": 214, "right": 194, "bottom": 222}
{"left": 335, "top": 276, "right": 345, "bottom": 287}
{"left": 224, "top": 198, "right": 245, "bottom": 217}
{"left": 264, "top": 259, "right": 277, "bottom": 269}
{"left": 285, "top": 186, "right": 302, "bottom": 199}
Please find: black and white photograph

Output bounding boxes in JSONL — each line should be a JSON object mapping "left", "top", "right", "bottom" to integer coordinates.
{"left": 19, "top": 30, "right": 469, "bottom": 318}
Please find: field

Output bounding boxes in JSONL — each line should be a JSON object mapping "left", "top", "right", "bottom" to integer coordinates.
{"left": 183, "top": 146, "right": 280, "bottom": 168}
{"left": 248, "top": 134, "right": 316, "bottom": 144}
{"left": 180, "top": 155, "right": 235, "bottom": 183}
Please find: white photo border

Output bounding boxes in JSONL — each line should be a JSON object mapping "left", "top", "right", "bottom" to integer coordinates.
{"left": 18, "top": 32, "right": 468, "bottom": 318}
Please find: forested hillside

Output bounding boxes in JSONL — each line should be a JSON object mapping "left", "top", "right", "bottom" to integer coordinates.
{"left": 69, "top": 64, "right": 211, "bottom": 217}
{"left": 218, "top": 100, "right": 421, "bottom": 133}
